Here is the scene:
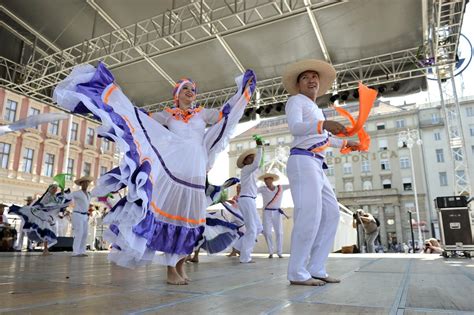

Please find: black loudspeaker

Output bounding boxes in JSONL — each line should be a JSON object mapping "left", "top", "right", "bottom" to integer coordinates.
{"left": 50, "top": 237, "right": 74, "bottom": 252}
{"left": 439, "top": 209, "right": 473, "bottom": 246}
{"left": 435, "top": 196, "right": 468, "bottom": 209}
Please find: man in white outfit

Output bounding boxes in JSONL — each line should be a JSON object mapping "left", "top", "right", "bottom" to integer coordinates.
{"left": 257, "top": 173, "right": 290, "bottom": 259}
{"left": 282, "top": 59, "right": 359, "bottom": 286}
{"left": 67, "top": 176, "right": 93, "bottom": 257}
{"left": 236, "top": 139, "right": 263, "bottom": 263}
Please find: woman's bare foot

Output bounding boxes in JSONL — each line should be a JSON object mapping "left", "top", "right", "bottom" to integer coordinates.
{"left": 290, "top": 278, "right": 325, "bottom": 286}
{"left": 176, "top": 258, "right": 191, "bottom": 282}
{"left": 167, "top": 266, "right": 187, "bottom": 285}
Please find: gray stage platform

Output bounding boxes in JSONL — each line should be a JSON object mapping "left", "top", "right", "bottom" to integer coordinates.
{"left": 0, "top": 252, "right": 473, "bottom": 314}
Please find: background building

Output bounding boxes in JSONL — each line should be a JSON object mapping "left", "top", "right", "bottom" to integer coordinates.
{"left": 228, "top": 98, "right": 474, "bottom": 250}
{"left": 0, "top": 88, "right": 117, "bottom": 204}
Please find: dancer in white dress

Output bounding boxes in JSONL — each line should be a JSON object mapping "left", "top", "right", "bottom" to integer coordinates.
{"left": 53, "top": 62, "right": 256, "bottom": 285}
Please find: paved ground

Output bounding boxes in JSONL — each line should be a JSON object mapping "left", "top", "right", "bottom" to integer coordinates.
{"left": 0, "top": 252, "right": 473, "bottom": 314}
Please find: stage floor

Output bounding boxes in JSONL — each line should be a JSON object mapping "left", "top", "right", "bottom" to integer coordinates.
{"left": 0, "top": 252, "right": 473, "bottom": 314}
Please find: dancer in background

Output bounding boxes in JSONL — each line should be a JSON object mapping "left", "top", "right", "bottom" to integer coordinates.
{"left": 236, "top": 138, "right": 263, "bottom": 263}
{"left": 66, "top": 176, "right": 93, "bottom": 257}
{"left": 9, "top": 184, "right": 70, "bottom": 255}
{"left": 257, "top": 173, "right": 290, "bottom": 259}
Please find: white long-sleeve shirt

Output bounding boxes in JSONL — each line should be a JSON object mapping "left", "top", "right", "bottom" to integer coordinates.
{"left": 239, "top": 146, "right": 263, "bottom": 198}
{"left": 258, "top": 184, "right": 290, "bottom": 209}
{"left": 285, "top": 94, "right": 344, "bottom": 154}
{"left": 65, "top": 190, "right": 91, "bottom": 214}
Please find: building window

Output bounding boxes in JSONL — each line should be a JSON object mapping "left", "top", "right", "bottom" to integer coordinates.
{"left": 382, "top": 179, "right": 392, "bottom": 189}
{"left": 0, "top": 142, "right": 11, "bottom": 169}
{"left": 456, "top": 170, "right": 466, "bottom": 185}
{"left": 100, "top": 166, "right": 108, "bottom": 176}
{"left": 395, "top": 119, "right": 405, "bottom": 128}
{"left": 236, "top": 143, "right": 243, "bottom": 152}
{"left": 277, "top": 137, "right": 285, "bottom": 145}
{"left": 439, "top": 172, "right": 448, "bottom": 186}
{"left": 70, "top": 122, "right": 79, "bottom": 141}
{"left": 403, "top": 178, "right": 412, "bottom": 191}
{"left": 470, "top": 124, "right": 474, "bottom": 137}
{"left": 66, "top": 158, "right": 74, "bottom": 179}
{"left": 343, "top": 163, "right": 352, "bottom": 175}
{"left": 466, "top": 106, "right": 473, "bottom": 117}
{"left": 381, "top": 159, "right": 390, "bottom": 170}
{"left": 101, "top": 138, "right": 111, "bottom": 152}
{"left": 22, "top": 148, "right": 34, "bottom": 173}
{"left": 378, "top": 139, "right": 388, "bottom": 151}
{"left": 28, "top": 108, "right": 41, "bottom": 129}
{"left": 434, "top": 132, "right": 441, "bottom": 141}
{"left": 363, "top": 180, "right": 372, "bottom": 190}
{"left": 400, "top": 157, "right": 410, "bottom": 169}
{"left": 86, "top": 128, "right": 95, "bottom": 145}
{"left": 376, "top": 122, "right": 385, "bottom": 130}
{"left": 344, "top": 182, "right": 353, "bottom": 192}
{"left": 4, "top": 99, "right": 18, "bottom": 122}
{"left": 326, "top": 149, "right": 333, "bottom": 157}
{"left": 43, "top": 153, "right": 55, "bottom": 177}
{"left": 431, "top": 113, "right": 440, "bottom": 123}
{"left": 48, "top": 120, "right": 60, "bottom": 135}
{"left": 361, "top": 160, "right": 370, "bottom": 173}
{"left": 472, "top": 145, "right": 474, "bottom": 155}
{"left": 326, "top": 165, "right": 334, "bottom": 176}
{"left": 435, "top": 149, "right": 444, "bottom": 163}
{"left": 83, "top": 162, "right": 91, "bottom": 176}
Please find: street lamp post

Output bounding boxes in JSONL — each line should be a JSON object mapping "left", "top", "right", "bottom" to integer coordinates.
{"left": 398, "top": 129, "right": 423, "bottom": 249}
{"left": 407, "top": 211, "right": 416, "bottom": 253}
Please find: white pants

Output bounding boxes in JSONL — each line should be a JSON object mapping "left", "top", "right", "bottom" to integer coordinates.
{"left": 72, "top": 213, "right": 89, "bottom": 255}
{"left": 239, "top": 197, "right": 262, "bottom": 263}
{"left": 262, "top": 210, "right": 283, "bottom": 255}
{"left": 287, "top": 155, "right": 340, "bottom": 281}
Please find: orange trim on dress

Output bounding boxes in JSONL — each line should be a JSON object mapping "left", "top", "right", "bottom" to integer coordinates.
{"left": 104, "top": 84, "right": 118, "bottom": 103}
{"left": 151, "top": 201, "right": 205, "bottom": 224}
{"left": 165, "top": 106, "right": 203, "bottom": 123}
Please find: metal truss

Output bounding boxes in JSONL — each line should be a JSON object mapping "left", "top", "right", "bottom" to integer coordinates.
{"left": 0, "top": 56, "right": 54, "bottom": 104}
{"left": 145, "top": 46, "right": 430, "bottom": 111}
{"left": 429, "top": 0, "right": 471, "bottom": 196}
{"left": 3, "top": 0, "right": 343, "bottom": 94}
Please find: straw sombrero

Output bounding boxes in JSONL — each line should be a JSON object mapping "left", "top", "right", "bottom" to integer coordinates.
{"left": 282, "top": 59, "right": 336, "bottom": 96}
{"left": 236, "top": 149, "right": 257, "bottom": 168}
{"left": 74, "top": 175, "right": 94, "bottom": 185}
{"left": 258, "top": 173, "right": 279, "bottom": 182}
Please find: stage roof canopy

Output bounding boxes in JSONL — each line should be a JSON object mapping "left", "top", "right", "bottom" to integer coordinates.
{"left": 0, "top": 0, "right": 466, "bottom": 111}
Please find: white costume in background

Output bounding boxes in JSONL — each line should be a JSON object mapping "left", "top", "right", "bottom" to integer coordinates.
{"left": 66, "top": 190, "right": 91, "bottom": 255}
{"left": 258, "top": 184, "right": 290, "bottom": 256}
{"left": 238, "top": 146, "right": 263, "bottom": 263}
{"left": 285, "top": 94, "right": 345, "bottom": 282}
{"left": 87, "top": 209, "right": 101, "bottom": 250}
{"left": 56, "top": 213, "right": 71, "bottom": 237}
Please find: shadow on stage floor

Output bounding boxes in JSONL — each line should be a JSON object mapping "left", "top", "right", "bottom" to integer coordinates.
{"left": 0, "top": 252, "right": 473, "bottom": 314}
